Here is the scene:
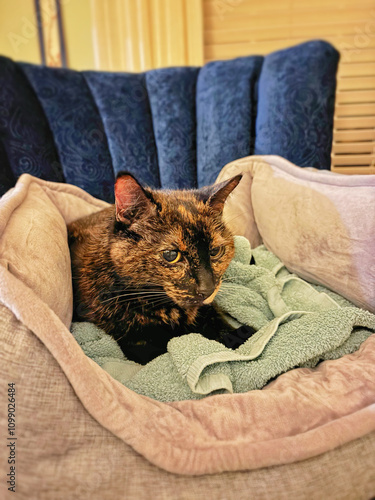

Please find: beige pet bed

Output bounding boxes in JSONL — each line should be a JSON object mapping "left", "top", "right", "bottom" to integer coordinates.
{"left": 0, "top": 156, "right": 374, "bottom": 499}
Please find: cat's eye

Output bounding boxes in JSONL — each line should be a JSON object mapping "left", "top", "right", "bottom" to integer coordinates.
{"left": 162, "top": 250, "right": 181, "bottom": 264}
{"left": 210, "top": 246, "right": 223, "bottom": 258}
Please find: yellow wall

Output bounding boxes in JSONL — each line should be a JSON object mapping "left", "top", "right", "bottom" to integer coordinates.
{"left": 0, "top": 0, "right": 94, "bottom": 69}
{"left": 0, "top": 0, "right": 203, "bottom": 71}
{"left": 62, "top": 0, "right": 95, "bottom": 70}
{"left": 0, "top": 1, "right": 40, "bottom": 64}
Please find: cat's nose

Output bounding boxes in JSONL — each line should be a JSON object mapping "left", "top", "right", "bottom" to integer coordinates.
{"left": 196, "top": 268, "right": 216, "bottom": 299}
{"left": 197, "top": 285, "right": 216, "bottom": 299}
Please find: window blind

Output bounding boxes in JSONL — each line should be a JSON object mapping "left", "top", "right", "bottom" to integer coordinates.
{"left": 203, "top": 0, "right": 375, "bottom": 173}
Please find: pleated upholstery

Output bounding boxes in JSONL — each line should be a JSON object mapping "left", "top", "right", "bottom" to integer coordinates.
{"left": 0, "top": 139, "right": 15, "bottom": 195}
{"left": 20, "top": 63, "right": 115, "bottom": 202}
{"left": 146, "top": 67, "right": 199, "bottom": 189}
{"left": 196, "top": 56, "right": 263, "bottom": 187}
{"left": 0, "top": 57, "right": 63, "bottom": 189}
{"left": 84, "top": 71, "right": 160, "bottom": 189}
{"left": 0, "top": 41, "right": 339, "bottom": 200}
{"left": 254, "top": 40, "right": 339, "bottom": 168}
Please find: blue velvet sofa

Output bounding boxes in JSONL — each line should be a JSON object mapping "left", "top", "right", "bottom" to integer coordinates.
{"left": 0, "top": 40, "right": 338, "bottom": 198}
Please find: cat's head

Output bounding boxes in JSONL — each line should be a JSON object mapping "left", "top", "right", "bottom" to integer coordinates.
{"left": 110, "top": 172, "right": 242, "bottom": 310}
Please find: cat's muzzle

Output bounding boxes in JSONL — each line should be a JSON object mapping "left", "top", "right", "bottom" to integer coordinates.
{"left": 202, "top": 285, "right": 221, "bottom": 305}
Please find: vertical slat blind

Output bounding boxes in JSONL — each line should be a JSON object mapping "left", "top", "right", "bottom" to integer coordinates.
{"left": 90, "top": 0, "right": 204, "bottom": 72}
{"left": 203, "top": 0, "right": 375, "bottom": 174}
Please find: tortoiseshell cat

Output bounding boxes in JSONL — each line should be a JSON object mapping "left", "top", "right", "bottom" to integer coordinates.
{"left": 68, "top": 172, "right": 248, "bottom": 364}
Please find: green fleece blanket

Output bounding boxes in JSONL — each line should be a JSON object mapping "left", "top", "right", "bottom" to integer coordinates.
{"left": 71, "top": 237, "right": 375, "bottom": 402}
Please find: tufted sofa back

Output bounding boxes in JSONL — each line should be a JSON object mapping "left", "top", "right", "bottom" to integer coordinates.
{"left": 0, "top": 40, "right": 339, "bottom": 202}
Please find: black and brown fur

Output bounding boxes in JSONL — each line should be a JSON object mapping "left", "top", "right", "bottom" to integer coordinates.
{"left": 68, "top": 173, "right": 243, "bottom": 364}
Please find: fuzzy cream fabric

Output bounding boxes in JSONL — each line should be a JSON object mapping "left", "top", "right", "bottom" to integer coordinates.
{"left": 0, "top": 170, "right": 374, "bottom": 480}
{"left": 1, "top": 305, "right": 375, "bottom": 499}
{"left": 218, "top": 155, "right": 375, "bottom": 313}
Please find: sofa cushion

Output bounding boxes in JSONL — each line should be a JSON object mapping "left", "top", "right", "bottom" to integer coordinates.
{"left": 0, "top": 175, "right": 108, "bottom": 327}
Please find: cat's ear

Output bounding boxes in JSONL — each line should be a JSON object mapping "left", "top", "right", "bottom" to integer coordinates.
{"left": 201, "top": 174, "right": 242, "bottom": 212}
{"left": 114, "top": 173, "right": 154, "bottom": 225}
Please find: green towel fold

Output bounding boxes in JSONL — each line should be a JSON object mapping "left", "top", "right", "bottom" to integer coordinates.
{"left": 71, "top": 322, "right": 142, "bottom": 383}
{"left": 71, "top": 237, "right": 375, "bottom": 402}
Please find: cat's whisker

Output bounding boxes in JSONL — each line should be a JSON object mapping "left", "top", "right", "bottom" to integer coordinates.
{"left": 101, "top": 290, "right": 167, "bottom": 303}
{"left": 130, "top": 297, "right": 174, "bottom": 312}
{"left": 106, "top": 293, "right": 169, "bottom": 305}
{"left": 148, "top": 298, "right": 175, "bottom": 309}
{"left": 104, "top": 284, "right": 166, "bottom": 293}
{"left": 110, "top": 290, "right": 170, "bottom": 301}
{"left": 222, "top": 209, "right": 253, "bottom": 226}
{"left": 102, "top": 293, "right": 166, "bottom": 303}
{"left": 104, "top": 284, "right": 165, "bottom": 292}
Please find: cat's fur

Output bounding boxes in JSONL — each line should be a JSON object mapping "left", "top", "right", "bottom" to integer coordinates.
{"left": 68, "top": 173, "right": 246, "bottom": 364}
